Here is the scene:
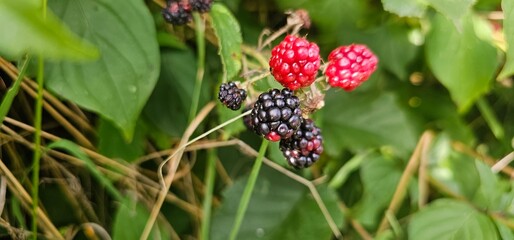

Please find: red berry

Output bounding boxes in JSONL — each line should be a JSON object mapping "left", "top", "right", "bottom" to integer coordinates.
{"left": 269, "top": 35, "right": 321, "bottom": 90}
{"left": 324, "top": 44, "right": 378, "bottom": 91}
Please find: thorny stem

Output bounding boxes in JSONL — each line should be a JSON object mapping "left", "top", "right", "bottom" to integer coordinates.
{"left": 229, "top": 140, "right": 269, "bottom": 240}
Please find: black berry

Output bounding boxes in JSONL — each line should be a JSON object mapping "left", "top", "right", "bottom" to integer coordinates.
{"left": 162, "top": 0, "right": 192, "bottom": 25}
{"left": 250, "top": 88, "right": 302, "bottom": 142}
{"left": 279, "top": 118, "right": 323, "bottom": 168}
{"left": 189, "top": 0, "right": 213, "bottom": 13}
{"left": 218, "top": 82, "right": 247, "bottom": 110}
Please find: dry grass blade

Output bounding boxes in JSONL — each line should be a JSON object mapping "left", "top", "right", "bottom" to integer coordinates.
{"left": 0, "top": 159, "right": 64, "bottom": 240}
{"left": 141, "top": 102, "right": 216, "bottom": 240}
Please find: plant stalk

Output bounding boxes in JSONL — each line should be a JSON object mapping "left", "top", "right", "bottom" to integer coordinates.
{"left": 229, "top": 140, "right": 269, "bottom": 240}
{"left": 201, "top": 149, "right": 217, "bottom": 239}
{"left": 189, "top": 12, "right": 206, "bottom": 123}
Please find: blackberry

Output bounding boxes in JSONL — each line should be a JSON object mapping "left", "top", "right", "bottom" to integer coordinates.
{"left": 250, "top": 88, "right": 302, "bottom": 142}
{"left": 189, "top": 0, "right": 213, "bottom": 12}
{"left": 218, "top": 82, "right": 247, "bottom": 110}
{"left": 279, "top": 118, "right": 323, "bottom": 168}
{"left": 242, "top": 104, "right": 254, "bottom": 130}
{"left": 162, "top": 0, "right": 192, "bottom": 25}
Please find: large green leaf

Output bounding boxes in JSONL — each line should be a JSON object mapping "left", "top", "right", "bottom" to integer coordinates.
{"left": 210, "top": 166, "right": 343, "bottom": 240}
{"left": 322, "top": 91, "right": 418, "bottom": 157}
{"left": 499, "top": 0, "right": 514, "bottom": 78}
{"left": 0, "top": 0, "right": 98, "bottom": 60}
{"left": 426, "top": 13, "right": 499, "bottom": 112}
{"left": 408, "top": 199, "right": 499, "bottom": 240}
{"left": 424, "top": 0, "right": 475, "bottom": 26}
{"left": 381, "top": 0, "right": 427, "bottom": 18}
{"left": 46, "top": 0, "right": 160, "bottom": 139}
{"left": 210, "top": 3, "right": 242, "bottom": 81}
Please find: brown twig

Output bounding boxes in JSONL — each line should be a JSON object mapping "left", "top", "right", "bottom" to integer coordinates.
{"left": 377, "top": 131, "right": 434, "bottom": 234}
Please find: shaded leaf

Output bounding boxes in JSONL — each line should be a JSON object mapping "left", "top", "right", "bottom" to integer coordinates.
{"left": 381, "top": 0, "right": 427, "bottom": 18}
{"left": 46, "top": 0, "right": 160, "bottom": 139}
{"left": 322, "top": 91, "right": 418, "bottom": 157}
{"left": 499, "top": 0, "right": 514, "bottom": 78}
{"left": 112, "top": 199, "right": 169, "bottom": 240}
{"left": 426, "top": 13, "right": 499, "bottom": 112}
{"left": 353, "top": 153, "right": 403, "bottom": 227}
{"left": 0, "top": 0, "right": 98, "bottom": 60}
{"left": 97, "top": 118, "right": 146, "bottom": 163}
{"left": 408, "top": 199, "right": 499, "bottom": 240}
{"left": 210, "top": 166, "right": 343, "bottom": 240}
{"left": 143, "top": 49, "right": 208, "bottom": 137}
{"left": 210, "top": 3, "right": 242, "bottom": 81}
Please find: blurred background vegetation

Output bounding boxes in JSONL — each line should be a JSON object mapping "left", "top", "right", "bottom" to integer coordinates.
{"left": 0, "top": 0, "right": 514, "bottom": 239}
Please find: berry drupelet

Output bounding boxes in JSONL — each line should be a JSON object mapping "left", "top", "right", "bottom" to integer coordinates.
{"left": 189, "top": 0, "right": 213, "bottom": 12}
{"left": 324, "top": 44, "right": 378, "bottom": 91}
{"left": 279, "top": 118, "right": 323, "bottom": 168}
{"left": 269, "top": 35, "right": 321, "bottom": 90}
{"left": 250, "top": 88, "right": 302, "bottom": 142}
{"left": 218, "top": 82, "right": 247, "bottom": 110}
{"left": 162, "top": 0, "right": 192, "bottom": 25}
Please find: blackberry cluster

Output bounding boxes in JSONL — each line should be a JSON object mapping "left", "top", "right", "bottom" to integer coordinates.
{"left": 218, "top": 82, "right": 247, "bottom": 110}
{"left": 250, "top": 88, "right": 302, "bottom": 142}
{"left": 190, "top": 0, "right": 213, "bottom": 12}
{"left": 279, "top": 119, "right": 323, "bottom": 168}
{"left": 162, "top": 0, "right": 213, "bottom": 25}
{"left": 162, "top": 0, "right": 192, "bottom": 25}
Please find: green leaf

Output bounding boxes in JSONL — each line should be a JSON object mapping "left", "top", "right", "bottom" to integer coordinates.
{"left": 210, "top": 167, "right": 343, "bottom": 240}
{"left": 143, "top": 49, "right": 208, "bottom": 137}
{"left": 322, "top": 91, "right": 418, "bottom": 157}
{"left": 0, "top": 0, "right": 98, "bottom": 60}
{"left": 210, "top": 3, "right": 242, "bottom": 81}
{"left": 97, "top": 118, "right": 146, "bottom": 163}
{"left": 472, "top": 160, "right": 503, "bottom": 210}
{"left": 426, "top": 13, "right": 499, "bottom": 112}
{"left": 408, "top": 199, "right": 499, "bottom": 240}
{"left": 381, "top": 0, "right": 427, "bottom": 18}
{"left": 499, "top": 0, "right": 514, "bottom": 78}
{"left": 424, "top": 0, "right": 475, "bottom": 26}
{"left": 428, "top": 134, "right": 480, "bottom": 199}
{"left": 112, "top": 199, "right": 169, "bottom": 240}
{"left": 353, "top": 153, "right": 403, "bottom": 227}
{"left": 46, "top": 0, "right": 160, "bottom": 139}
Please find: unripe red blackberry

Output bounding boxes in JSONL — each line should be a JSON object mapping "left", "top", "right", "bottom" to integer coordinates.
{"left": 218, "top": 82, "right": 247, "bottom": 110}
{"left": 250, "top": 88, "right": 302, "bottom": 142}
{"left": 324, "top": 44, "right": 378, "bottom": 91}
{"left": 162, "top": 0, "right": 192, "bottom": 25}
{"left": 279, "top": 118, "right": 323, "bottom": 168}
{"left": 269, "top": 35, "right": 321, "bottom": 90}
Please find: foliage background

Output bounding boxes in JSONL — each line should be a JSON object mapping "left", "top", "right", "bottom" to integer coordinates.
{"left": 0, "top": 0, "right": 514, "bottom": 239}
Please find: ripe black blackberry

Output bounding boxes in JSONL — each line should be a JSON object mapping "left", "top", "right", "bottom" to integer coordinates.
{"left": 162, "top": 0, "right": 192, "bottom": 25}
{"left": 279, "top": 118, "right": 323, "bottom": 168}
{"left": 242, "top": 104, "right": 254, "bottom": 130}
{"left": 218, "top": 82, "right": 247, "bottom": 110}
{"left": 189, "top": 0, "right": 213, "bottom": 12}
{"left": 250, "top": 88, "right": 302, "bottom": 142}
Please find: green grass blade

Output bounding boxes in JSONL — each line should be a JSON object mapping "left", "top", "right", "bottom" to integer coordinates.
{"left": 229, "top": 140, "right": 269, "bottom": 240}
{"left": 47, "top": 139, "right": 124, "bottom": 202}
{"left": 0, "top": 55, "right": 31, "bottom": 123}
